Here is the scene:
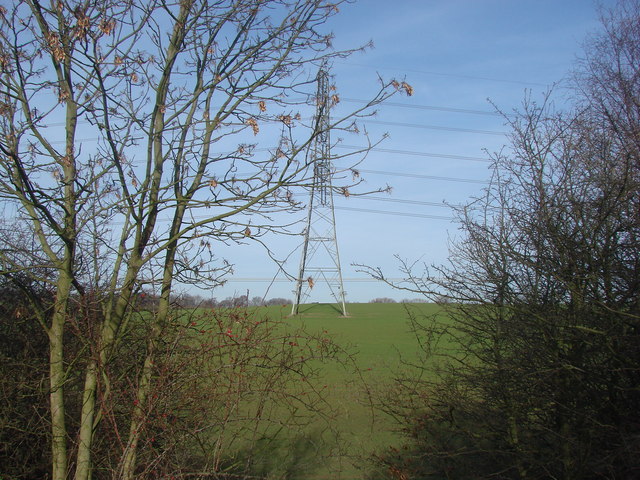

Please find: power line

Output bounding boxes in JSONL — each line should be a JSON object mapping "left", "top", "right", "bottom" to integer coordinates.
{"left": 361, "top": 119, "right": 506, "bottom": 135}
{"left": 354, "top": 195, "right": 452, "bottom": 208}
{"left": 32, "top": 95, "right": 507, "bottom": 132}
{"left": 42, "top": 139, "right": 493, "bottom": 166}
{"left": 45, "top": 121, "right": 505, "bottom": 149}
{"left": 46, "top": 119, "right": 506, "bottom": 145}
{"left": 225, "top": 277, "right": 407, "bottom": 283}
{"left": 358, "top": 169, "right": 488, "bottom": 184}
{"left": 107, "top": 195, "right": 458, "bottom": 226}
{"left": 24, "top": 98, "right": 506, "bottom": 135}
{"left": 341, "top": 97, "right": 503, "bottom": 117}
{"left": 336, "top": 144, "right": 491, "bottom": 163}
{"left": 301, "top": 192, "right": 456, "bottom": 208}
{"left": 336, "top": 61, "right": 549, "bottom": 87}
{"left": 334, "top": 205, "right": 455, "bottom": 220}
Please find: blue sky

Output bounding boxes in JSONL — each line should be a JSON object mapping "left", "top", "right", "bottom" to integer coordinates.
{"left": 208, "top": 0, "right": 612, "bottom": 304}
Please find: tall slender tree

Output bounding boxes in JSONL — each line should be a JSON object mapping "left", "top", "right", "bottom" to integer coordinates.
{"left": 0, "top": 1, "right": 403, "bottom": 478}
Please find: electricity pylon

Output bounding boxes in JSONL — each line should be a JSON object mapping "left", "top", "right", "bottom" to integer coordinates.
{"left": 291, "top": 66, "right": 348, "bottom": 316}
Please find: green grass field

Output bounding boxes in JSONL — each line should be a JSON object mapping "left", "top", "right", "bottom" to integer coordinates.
{"left": 254, "top": 302, "right": 443, "bottom": 479}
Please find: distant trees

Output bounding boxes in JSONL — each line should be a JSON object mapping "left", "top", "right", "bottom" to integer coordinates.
{"left": 0, "top": 1, "right": 405, "bottom": 478}
{"left": 165, "top": 293, "right": 291, "bottom": 308}
{"left": 251, "top": 295, "right": 266, "bottom": 306}
{"left": 369, "top": 297, "right": 397, "bottom": 303}
{"left": 368, "top": 297, "right": 429, "bottom": 303}
{"left": 367, "top": 2, "right": 640, "bottom": 479}
{"left": 263, "top": 297, "right": 292, "bottom": 306}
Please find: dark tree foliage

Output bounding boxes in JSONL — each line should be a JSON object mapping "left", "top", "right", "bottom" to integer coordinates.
{"left": 369, "top": 2, "right": 640, "bottom": 479}
{"left": 0, "top": 275, "right": 348, "bottom": 479}
{"left": 0, "top": 276, "right": 52, "bottom": 479}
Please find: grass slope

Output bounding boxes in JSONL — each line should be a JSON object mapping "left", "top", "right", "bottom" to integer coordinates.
{"left": 259, "top": 302, "right": 441, "bottom": 479}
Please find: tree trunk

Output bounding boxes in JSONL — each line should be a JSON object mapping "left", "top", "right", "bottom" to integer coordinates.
{"left": 49, "top": 271, "right": 72, "bottom": 480}
{"left": 74, "top": 360, "right": 97, "bottom": 480}
{"left": 120, "top": 224, "right": 180, "bottom": 479}
{"left": 74, "top": 264, "right": 142, "bottom": 480}
{"left": 119, "top": 333, "right": 159, "bottom": 480}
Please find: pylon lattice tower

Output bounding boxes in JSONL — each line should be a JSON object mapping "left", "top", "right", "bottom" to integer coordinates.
{"left": 291, "top": 66, "right": 348, "bottom": 316}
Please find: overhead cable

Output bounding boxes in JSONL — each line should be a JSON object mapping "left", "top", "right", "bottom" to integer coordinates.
{"left": 358, "top": 169, "right": 488, "bottom": 184}
{"left": 334, "top": 205, "right": 455, "bottom": 220}
{"left": 336, "top": 60, "right": 549, "bottom": 87}
{"left": 340, "top": 97, "right": 503, "bottom": 116}
{"left": 361, "top": 119, "right": 506, "bottom": 135}
{"left": 354, "top": 195, "right": 453, "bottom": 208}
{"left": 336, "top": 144, "right": 491, "bottom": 162}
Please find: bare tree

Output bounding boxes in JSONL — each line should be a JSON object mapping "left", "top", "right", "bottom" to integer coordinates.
{"left": 363, "top": 2, "right": 640, "bottom": 478}
{"left": 0, "top": 1, "right": 405, "bottom": 478}
{"left": 369, "top": 99, "right": 640, "bottom": 480}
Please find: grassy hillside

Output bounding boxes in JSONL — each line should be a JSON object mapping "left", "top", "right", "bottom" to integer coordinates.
{"left": 254, "top": 302, "right": 442, "bottom": 479}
